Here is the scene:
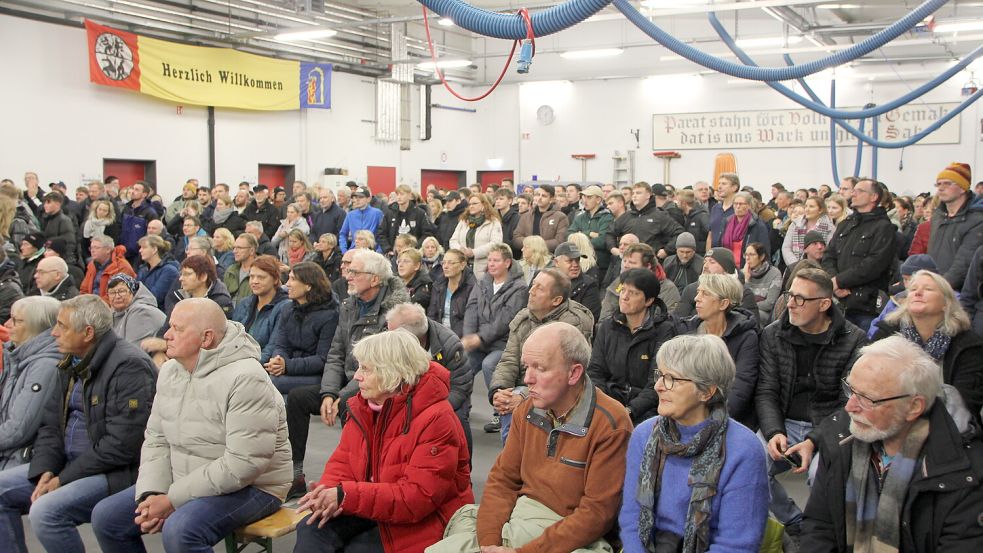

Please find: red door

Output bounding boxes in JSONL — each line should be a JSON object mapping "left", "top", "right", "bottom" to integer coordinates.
{"left": 477, "top": 170, "right": 515, "bottom": 190}
{"left": 258, "top": 164, "right": 290, "bottom": 189}
{"left": 103, "top": 160, "right": 147, "bottom": 188}
{"left": 367, "top": 166, "right": 397, "bottom": 196}
{"left": 421, "top": 169, "right": 465, "bottom": 192}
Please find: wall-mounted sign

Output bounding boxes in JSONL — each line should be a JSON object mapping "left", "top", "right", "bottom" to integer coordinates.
{"left": 653, "top": 103, "right": 960, "bottom": 150}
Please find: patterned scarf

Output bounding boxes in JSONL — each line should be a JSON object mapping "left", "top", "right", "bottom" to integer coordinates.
{"left": 750, "top": 260, "right": 772, "bottom": 280}
{"left": 899, "top": 322, "right": 952, "bottom": 361}
{"left": 789, "top": 215, "right": 835, "bottom": 259}
{"left": 636, "top": 404, "right": 729, "bottom": 553}
{"left": 844, "top": 417, "right": 930, "bottom": 553}
{"left": 465, "top": 214, "right": 484, "bottom": 249}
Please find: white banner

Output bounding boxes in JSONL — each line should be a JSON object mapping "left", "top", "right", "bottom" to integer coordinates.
{"left": 652, "top": 102, "right": 961, "bottom": 150}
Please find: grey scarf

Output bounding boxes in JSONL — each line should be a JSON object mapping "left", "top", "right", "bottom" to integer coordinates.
{"left": 212, "top": 206, "right": 234, "bottom": 225}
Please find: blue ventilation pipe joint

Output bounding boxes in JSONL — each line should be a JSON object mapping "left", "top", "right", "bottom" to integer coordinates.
{"left": 517, "top": 40, "right": 534, "bottom": 73}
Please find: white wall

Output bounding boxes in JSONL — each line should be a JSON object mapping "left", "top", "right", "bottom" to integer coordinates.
{"left": 2, "top": 14, "right": 980, "bottom": 201}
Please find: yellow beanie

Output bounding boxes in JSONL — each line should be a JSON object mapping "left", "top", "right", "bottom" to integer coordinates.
{"left": 937, "top": 162, "right": 971, "bottom": 191}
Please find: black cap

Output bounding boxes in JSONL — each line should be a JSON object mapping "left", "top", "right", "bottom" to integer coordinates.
{"left": 45, "top": 238, "right": 68, "bottom": 258}
{"left": 651, "top": 183, "right": 668, "bottom": 197}
{"left": 346, "top": 181, "right": 359, "bottom": 190}
{"left": 353, "top": 186, "right": 371, "bottom": 198}
{"left": 22, "top": 232, "right": 46, "bottom": 250}
{"left": 803, "top": 231, "right": 826, "bottom": 248}
{"left": 253, "top": 184, "right": 269, "bottom": 193}
{"left": 444, "top": 191, "right": 461, "bottom": 202}
{"left": 49, "top": 181, "right": 67, "bottom": 190}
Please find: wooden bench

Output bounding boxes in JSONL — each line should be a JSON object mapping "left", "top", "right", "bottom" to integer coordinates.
{"left": 223, "top": 507, "right": 308, "bottom": 553}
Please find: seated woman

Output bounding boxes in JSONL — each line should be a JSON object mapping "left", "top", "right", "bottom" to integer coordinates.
{"left": 519, "top": 235, "right": 551, "bottom": 286}
{"left": 353, "top": 229, "right": 376, "bottom": 251}
{"left": 397, "top": 248, "right": 433, "bottom": 311}
{"left": 212, "top": 227, "right": 236, "bottom": 274}
{"left": 206, "top": 193, "right": 246, "bottom": 237}
{"left": 81, "top": 199, "right": 119, "bottom": 253}
{"left": 743, "top": 241, "right": 782, "bottom": 326}
{"left": 0, "top": 296, "right": 62, "bottom": 470}
{"left": 265, "top": 262, "right": 339, "bottom": 394}
{"left": 421, "top": 236, "right": 444, "bottom": 281}
{"left": 427, "top": 248, "right": 475, "bottom": 338}
{"left": 136, "top": 234, "right": 179, "bottom": 308}
{"left": 313, "top": 233, "right": 342, "bottom": 282}
{"left": 293, "top": 329, "right": 473, "bottom": 553}
{"left": 280, "top": 228, "right": 315, "bottom": 270}
{"left": 272, "top": 203, "right": 310, "bottom": 259}
{"left": 231, "top": 255, "right": 289, "bottom": 364}
{"left": 674, "top": 273, "right": 760, "bottom": 429}
{"left": 871, "top": 269, "right": 983, "bottom": 421}
{"left": 107, "top": 274, "right": 166, "bottom": 345}
{"left": 619, "top": 334, "right": 769, "bottom": 553}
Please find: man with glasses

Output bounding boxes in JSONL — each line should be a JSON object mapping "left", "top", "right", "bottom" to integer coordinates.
{"left": 801, "top": 335, "right": 983, "bottom": 551}
{"left": 756, "top": 268, "right": 867, "bottom": 538}
{"left": 927, "top": 162, "right": 983, "bottom": 289}
{"left": 222, "top": 233, "right": 258, "bottom": 305}
{"left": 35, "top": 256, "right": 78, "bottom": 301}
{"left": 821, "top": 178, "right": 898, "bottom": 332}
{"left": 80, "top": 235, "right": 136, "bottom": 302}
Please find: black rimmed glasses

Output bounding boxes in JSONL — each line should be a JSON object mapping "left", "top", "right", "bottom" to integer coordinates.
{"left": 782, "top": 291, "right": 826, "bottom": 307}
{"left": 841, "top": 378, "right": 911, "bottom": 411}
{"left": 653, "top": 370, "right": 695, "bottom": 390}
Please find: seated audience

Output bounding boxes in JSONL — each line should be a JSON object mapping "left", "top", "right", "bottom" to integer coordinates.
{"left": 518, "top": 235, "right": 550, "bottom": 285}
{"left": 801, "top": 336, "right": 983, "bottom": 552}
{"left": 173, "top": 215, "right": 206, "bottom": 261}
{"left": 107, "top": 274, "right": 166, "bottom": 345}
{"left": 313, "top": 232, "right": 342, "bottom": 282}
{"left": 782, "top": 196, "right": 836, "bottom": 266}
{"left": 675, "top": 247, "right": 758, "bottom": 318}
{"left": 420, "top": 236, "right": 444, "bottom": 280}
{"left": 17, "top": 232, "right": 47, "bottom": 292}
{"left": 352, "top": 228, "right": 376, "bottom": 250}
{"left": 273, "top": 203, "right": 311, "bottom": 259}
{"left": 427, "top": 248, "right": 475, "bottom": 338}
{"left": 566, "top": 231, "right": 601, "bottom": 281}
{"left": 397, "top": 247, "right": 433, "bottom": 311}
{"left": 588, "top": 268, "right": 675, "bottom": 424}
{"left": 430, "top": 322, "right": 630, "bottom": 553}
{"left": 0, "top": 297, "right": 62, "bottom": 471}
{"left": 280, "top": 228, "right": 315, "bottom": 269}
{"left": 620, "top": 334, "right": 769, "bottom": 553}
{"left": 164, "top": 255, "right": 233, "bottom": 318}
{"left": 211, "top": 227, "right": 236, "bottom": 274}
{"left": 744, "top": 241, "right": 783, "bottom": 326}
{"left": 223, "top": 232, "right": 259, "bottom": 306}
{"left": 868, "top": 254, "right": 937, "bottom": 339}
{"left": 662, "top": 232, "right": 703, "bottom": 291}
{"left": 81, "top": 199, "right": 119, "bottom": 251}
{"left": 0, "top": 250, "right": 26, "bottom": 330}
{"left": 601, "top": 243, "right": 680, "bottom": 319}
{"left": 675, "top": 273, "right": 760, "bottom": 429}
{"left": 871, "top": 269, "right": 983, "bottom": 422}
{"left": 0, "top": 295, "right": 155, "bottom": 553}
{"left": 231, "top": 255, "right": 289, "bottom": 364}
{"left": 34, "top": 256, "right": 78, "bottom": 301}
{"left": 266, "top": 262, "right": 339, "bottom": 394}
{"left": 449, "top": 193, "right": 503, "bottom": 280}
{"left": 206, "top": 193, "right": 246, "bottom": 237}
{"left": 135, "top": 234, "right": 178, "bottom": 307}
{"left": 91, "top": 299, "right": 291, "bottom": 553}
{"left": 81, "top": 235, "right": 136, "bottom": 301}
{"left": 553, "top": 241, "right": 601, "bottom": 322}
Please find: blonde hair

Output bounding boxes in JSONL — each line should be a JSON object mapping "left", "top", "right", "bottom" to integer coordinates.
{"left": 212, "top": 227, "right": 235, "bottom": 252}
{"left": 825, "top": 194, "right": 849, "bottom": 224}
{"left": 698, "top": 273, "right": 743, "bottom": 311}
{"left": 352, "top": 329, "right": 431, "bottom": 393}
{"left": 521, "top": 235, "right": 551, "bottom": 270}
{"left": 566, "top": 232, "right": 597, "bottom": 272}
{"left": 886, "top": 270, "right": 971, "bottom": 336}
{"left": 354, "top": 229, "right": 376, "bottom": 250}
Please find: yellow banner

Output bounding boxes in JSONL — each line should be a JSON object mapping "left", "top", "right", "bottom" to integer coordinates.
{"left": 137, "top": 35, "right": 300, "bottom": 111}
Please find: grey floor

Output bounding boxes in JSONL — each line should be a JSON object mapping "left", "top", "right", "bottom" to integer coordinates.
{"left": 24, "top": 377, "right": 810, "bottom": 552}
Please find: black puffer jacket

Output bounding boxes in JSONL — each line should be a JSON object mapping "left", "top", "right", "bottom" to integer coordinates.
{"left": 588, "top": 301, "right": 675, "bottom": 423}
{"left": 405, "top": 268, "right": 434, "bottom": 311}
{"left": 822, "top": 207, "right": 898, "bottom": 316}
{"left": 436, "top": 205, "right": 465, "bottom": 249}
{"left": 802, "top": 403, "right": 983, "bottom": 553}
{"left": 427, "top": 268, "right": 476, "bottom": 338}
{"left": 674, "top": 307, "right": 760, "bottom": 428}
{"left": 28, "top": 331, "right": 156, "bottom": 495}
{"left": 270, "top": 297, "right": 340, "bottom": 377}
{"left": 376, "top": 202, "right": 435, "bottom": 255}
{"left": 426, "top": 319, "right": 470, "bottom": 413}
{"left": 462, "top": 262, "right": 528, "bottom": 352}
{"left": 755, "top": 306, "right": 867, "bottom": 440}
{"left": 606, "top": 198, "right": 684, "bottom": 256}
{"left": 0, "top": 260, "right": 25, "bottom": 323}
{"left": 570, "top": 271, "right": 601, "bottom": 323}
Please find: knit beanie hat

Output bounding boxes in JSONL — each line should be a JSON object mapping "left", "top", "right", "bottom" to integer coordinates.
{"left": 44, "top": 238, "right": 68, "bottom": 258}
{"left": 803, "top": 231, "right": 826, "bottom": 249}
{"left": 706, "top": 247, "right": 737, "bottom": 274}
{"left": 22, "top": 232, "right": 46, "bottom": 251}
{"left": 676, "top": 232, "right": 697, "bottom": 251}
{"left": 937, "top": 162, "right": 971, "bottom": 191}
{"left": 900, "top": 254, "right": 938, "bottom": 276}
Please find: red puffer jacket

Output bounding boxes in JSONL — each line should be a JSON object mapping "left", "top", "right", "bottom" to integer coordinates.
{"left": 318, "top": 361, "right": 473, "bottom": 553}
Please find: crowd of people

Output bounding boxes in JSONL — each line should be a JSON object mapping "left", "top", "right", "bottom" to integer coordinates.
{"left": 0, "top": 165, "right": 981, "bottom": 553}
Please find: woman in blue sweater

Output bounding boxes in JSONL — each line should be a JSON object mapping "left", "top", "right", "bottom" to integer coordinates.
{"left": 231, "top": 255, "right": 289, "bottom": 364}
{"left": 265, "top": 261, "right": 339, "bottom": 394}
{"left": 620, "top": 334, "right": 769, "bottom": 553}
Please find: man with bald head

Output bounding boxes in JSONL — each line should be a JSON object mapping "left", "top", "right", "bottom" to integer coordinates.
{"left": 91, "top": 298, "right": 291, "bottom": 552}
{"left": 35, "top": 256, "right": 78, "bottom": 301}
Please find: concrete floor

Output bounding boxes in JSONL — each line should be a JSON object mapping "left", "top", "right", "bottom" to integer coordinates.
{"left": 23, "top": 378, "right": 811, "bottom": 552}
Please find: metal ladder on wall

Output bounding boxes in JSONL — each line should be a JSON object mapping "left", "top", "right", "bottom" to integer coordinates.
{"left": 613, "top": 150, "right": 635, "bottom": 186}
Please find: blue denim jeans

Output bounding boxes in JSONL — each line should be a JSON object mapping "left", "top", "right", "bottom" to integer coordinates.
{"left": 0, "top": 463, "right": 110, "bottom": 553}
{"left": 270, "top": 374, "right": 322, "bottom": 395}
{"left": 293, "top": 514, "right": 381, "bottom": 553}
{"left": 91, "top": 484, "right": 281, "bottom": 553}
{"left": 760, "top": 419, "right": 819, "bottom": 527}
{"left": 468, "top": 350, "right": 504, "bottom": 389}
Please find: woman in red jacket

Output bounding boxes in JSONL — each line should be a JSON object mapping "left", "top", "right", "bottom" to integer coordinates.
{"left": 294, "top": 329, "right": 473, "bottom": 553}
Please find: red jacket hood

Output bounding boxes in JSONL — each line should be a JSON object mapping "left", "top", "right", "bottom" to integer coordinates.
{"left": 347, "top": 361, "right": 451, "bottom": 425}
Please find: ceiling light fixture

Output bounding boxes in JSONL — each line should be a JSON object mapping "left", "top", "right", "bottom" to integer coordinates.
{"left": 935, "top": 21, "right": 983, "bottom": 33}
{"left": 735, "top": 35, "right": 804, "bottom": 48}
{"left": 560, "top": 48, "right": 624, "bottom": 59}
{"left": 438, "top": 17, "right": 455, "bottom": 27}
{"left": 273, "top": 29, "right": 338, "bottom": 41}
{"left": 417, "top": 59, "right": 473, "bottom": 70}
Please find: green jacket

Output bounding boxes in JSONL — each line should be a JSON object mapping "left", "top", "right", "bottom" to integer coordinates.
{"left": 568, "top": 207, "right": 614, "bottom": 269}
{"left": 223, "top": 261, "right": 252, "bottom": 305}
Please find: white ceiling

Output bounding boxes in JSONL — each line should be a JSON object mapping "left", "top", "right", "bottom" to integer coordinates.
{"left": 2, "top": 0, "right": 981, "bottom": 81}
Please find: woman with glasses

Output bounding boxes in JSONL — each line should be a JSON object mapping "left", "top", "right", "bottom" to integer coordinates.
{"left": 106, "top": 274, "right": 166, "bottom": 345}
{"left": 396, "top": 248, "right": 433, "bottom": 311}
{"left": 272, "top": 203, "right": 310, "bottom": 261}
{"left": 265, "top": 262, "right": 339, "bottom": 394}
{"left": 675, "top": 273, "right": 760, "bottom": 429}
{"left": 231, "top": 255, "right": 290, "bottom": 365}
{"left": 743, "top": 241, "right": 782, "bottom": 326}
{"left": 427, "top": 248, "right": 475, "bottom": 337}
{"left": 0, "top": 297, "right": 62, "bottom": 471}
{"left": 620, "top": 334, "right": 769, "bottom": 553}
{"left": 449, "top": 194, "right": 502, "bottom": 280}
{"left": 870, "top": 269, "right": 983, "bottom": 421}
{"left": 720, "top": 192, "right": 770, "bottom": 267}
{"left": 782, "top": 196, "right": 836, "bottom": 266}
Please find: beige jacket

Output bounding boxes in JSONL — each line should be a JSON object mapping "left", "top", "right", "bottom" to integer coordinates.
{"left": 135, "top": 321, "right": 292, "bottom": 506}
{"left": 449, "top": 219, "right": 504, "bottom": 280}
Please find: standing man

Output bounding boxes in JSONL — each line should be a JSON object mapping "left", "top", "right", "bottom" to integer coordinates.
{"left": 23, "top": 171, "right": 44, "bottom": 216}
{"left": 693, "top": 180, "right": 714, "bottom": 210}
{"left": 927, "top": 162, "right": 983, "bottom": 288}
{"left": 568, "top": 185, "right": 614, "bottom": 273}
{"left": 309, "top": 188, "right": 346, "bottom": 239}
{"left": 494, "top": 188, "right": 520, "bottom": 256}
{"left": 822, "top": 179, "right": 898, "bottom": 331}
{"left": 338, "top": 186, "right": 384, "bottom": 252}
{"left": 837, "top": 176, "right": 857, "bottom": 205}
{"left": 708, "top": 173, "right": 739, "bottom": 252}
{"left": 242, "top": 185, "right": 280, "bottom": 239}
{"left": 0, "top": 295, "right": 155, "bottom": 553}
{"left": 512, "top": 184, "right": 569, "bottom": 253}
{"left": 90, "top": 299, "right": 291, "bottom": 553}
{"left": 376, "top": 184, "right": 433, "bottom": 256}
{"left": 39, "top": 192, "right": 78, "bottom": 266}
{"left": 607, "top": 181, "right": 683, "bottom": 261}
{"left": 120, "top": 181, "right": 158, "bottom": 263}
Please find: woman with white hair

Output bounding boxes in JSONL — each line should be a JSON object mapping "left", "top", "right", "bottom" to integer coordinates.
{"left": 0, "top": 296, "right": 63, "bottom": 470}
{"left": 620, "top": 334, "right": 769, "bottom": 553}
{"left": 293, "top": 329, "right": 473, "bottom": 553}
{"left": 871, "top": 269, "right": 983, "bottom": 422}
{"left": 675, "top": 273, "right": 760, "bottom": 429}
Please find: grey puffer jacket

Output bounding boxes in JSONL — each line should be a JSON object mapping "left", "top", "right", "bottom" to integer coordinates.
{"left": 113, "top": 284, "right": 167, "bottom": 345}
{"left": 137, "top": 321, "right": 292, "bottom": 505}
{"left": 462, "top": 262, "right": 529, "bottom": 352}
{"left": 0, "top": 330, "right": 63, "bottom": 470}
{"left": 320, "top": 276, "right": 411, "bottom": 401}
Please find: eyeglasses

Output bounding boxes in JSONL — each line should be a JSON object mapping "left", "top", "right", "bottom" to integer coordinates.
{"left": 107, "top": 289, "right": 131, "bottom": 298}
{"left": 35, "top": 269, "right": 59, "bottom": 275}
{"left": 935, "top": 181, "right": 957, "bottom": 189}
{"left": 653, "top": 369, "right": 695, "bottom": 390}
{"left": 841, "top": 378, "right": 911, "bottom": 411}
{"left": 346, "top": 269, "right": 372, "bottom": 277}
{"left": 782, "top": 291, "right": 826, "bottom": 307}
